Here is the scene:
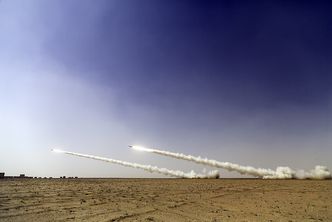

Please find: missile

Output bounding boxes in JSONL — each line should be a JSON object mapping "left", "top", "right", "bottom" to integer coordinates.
{"left": 51, "top": 148, "right": 65, "bottom": 153}
{"left": 129, "top": 145, "right": 154, "bottom": 152}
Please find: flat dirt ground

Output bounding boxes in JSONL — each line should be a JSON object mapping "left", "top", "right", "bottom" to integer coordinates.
{"left": 0, "top": 178, "right": 331, "bottom": 222}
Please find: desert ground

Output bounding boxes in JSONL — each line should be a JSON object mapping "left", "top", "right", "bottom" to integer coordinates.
{"left": 0, "top": 178, "right": 331, "bottom": 222}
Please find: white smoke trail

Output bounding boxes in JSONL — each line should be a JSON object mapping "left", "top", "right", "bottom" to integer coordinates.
{"left": 130, "top": 146, "right": 331, "bottom": 179}
{"left": 51, "top": 149, "right": 219, "bottom": 179}
{"left": 130, "top": 145, "right": 275, "bottom": 178}
{"left": 265, "top": 165, "right": 332, "bottom": 180}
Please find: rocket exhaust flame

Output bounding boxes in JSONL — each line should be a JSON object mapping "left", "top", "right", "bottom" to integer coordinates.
{"left": 51, "top": 148, "right": 219, "bottom": 179}
{"left": 130, "top": 145, "right": 331, "bottom": 179}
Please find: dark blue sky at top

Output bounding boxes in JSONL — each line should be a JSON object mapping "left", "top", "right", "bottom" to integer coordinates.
{"left": 39, "top": 0, "right": 331, "bottom": 119}
{"left": 1, "top": 0, "right": 325, "bottom": 135}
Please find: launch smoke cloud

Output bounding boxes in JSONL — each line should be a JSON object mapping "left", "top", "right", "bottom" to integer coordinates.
{"left": 130, "top": 146, "right": 331, "bottom": 179}
{"left": 51, "top": 149, "right": 219, "bottom": 179}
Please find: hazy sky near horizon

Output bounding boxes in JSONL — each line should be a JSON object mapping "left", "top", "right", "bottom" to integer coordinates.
{"left": 0, "top": 0, "right": 331, "bottom": 178}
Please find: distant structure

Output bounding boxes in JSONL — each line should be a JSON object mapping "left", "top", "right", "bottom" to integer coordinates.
{"left": 0, "top": 173, "right": 32, "bottom": 179}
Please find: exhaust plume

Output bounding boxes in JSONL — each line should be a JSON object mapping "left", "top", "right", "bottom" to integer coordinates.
{"left": 130, "top": 146, "right": 331, "bottom": 179}
{"left": 51, "top": 148, "right": 219, "bottom": 179}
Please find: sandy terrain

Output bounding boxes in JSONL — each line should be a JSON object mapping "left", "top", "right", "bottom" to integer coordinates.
{"left": 0, "top": 178, "right": 331, "bottom": 221}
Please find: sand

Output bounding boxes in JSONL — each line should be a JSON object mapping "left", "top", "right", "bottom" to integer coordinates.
{"left": 0, "top": 178, "right": 331, "bottom": 221}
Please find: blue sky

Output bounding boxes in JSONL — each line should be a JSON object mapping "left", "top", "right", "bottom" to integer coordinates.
{"left": 0, "top": 0, "right": 331, "bottom": 177}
